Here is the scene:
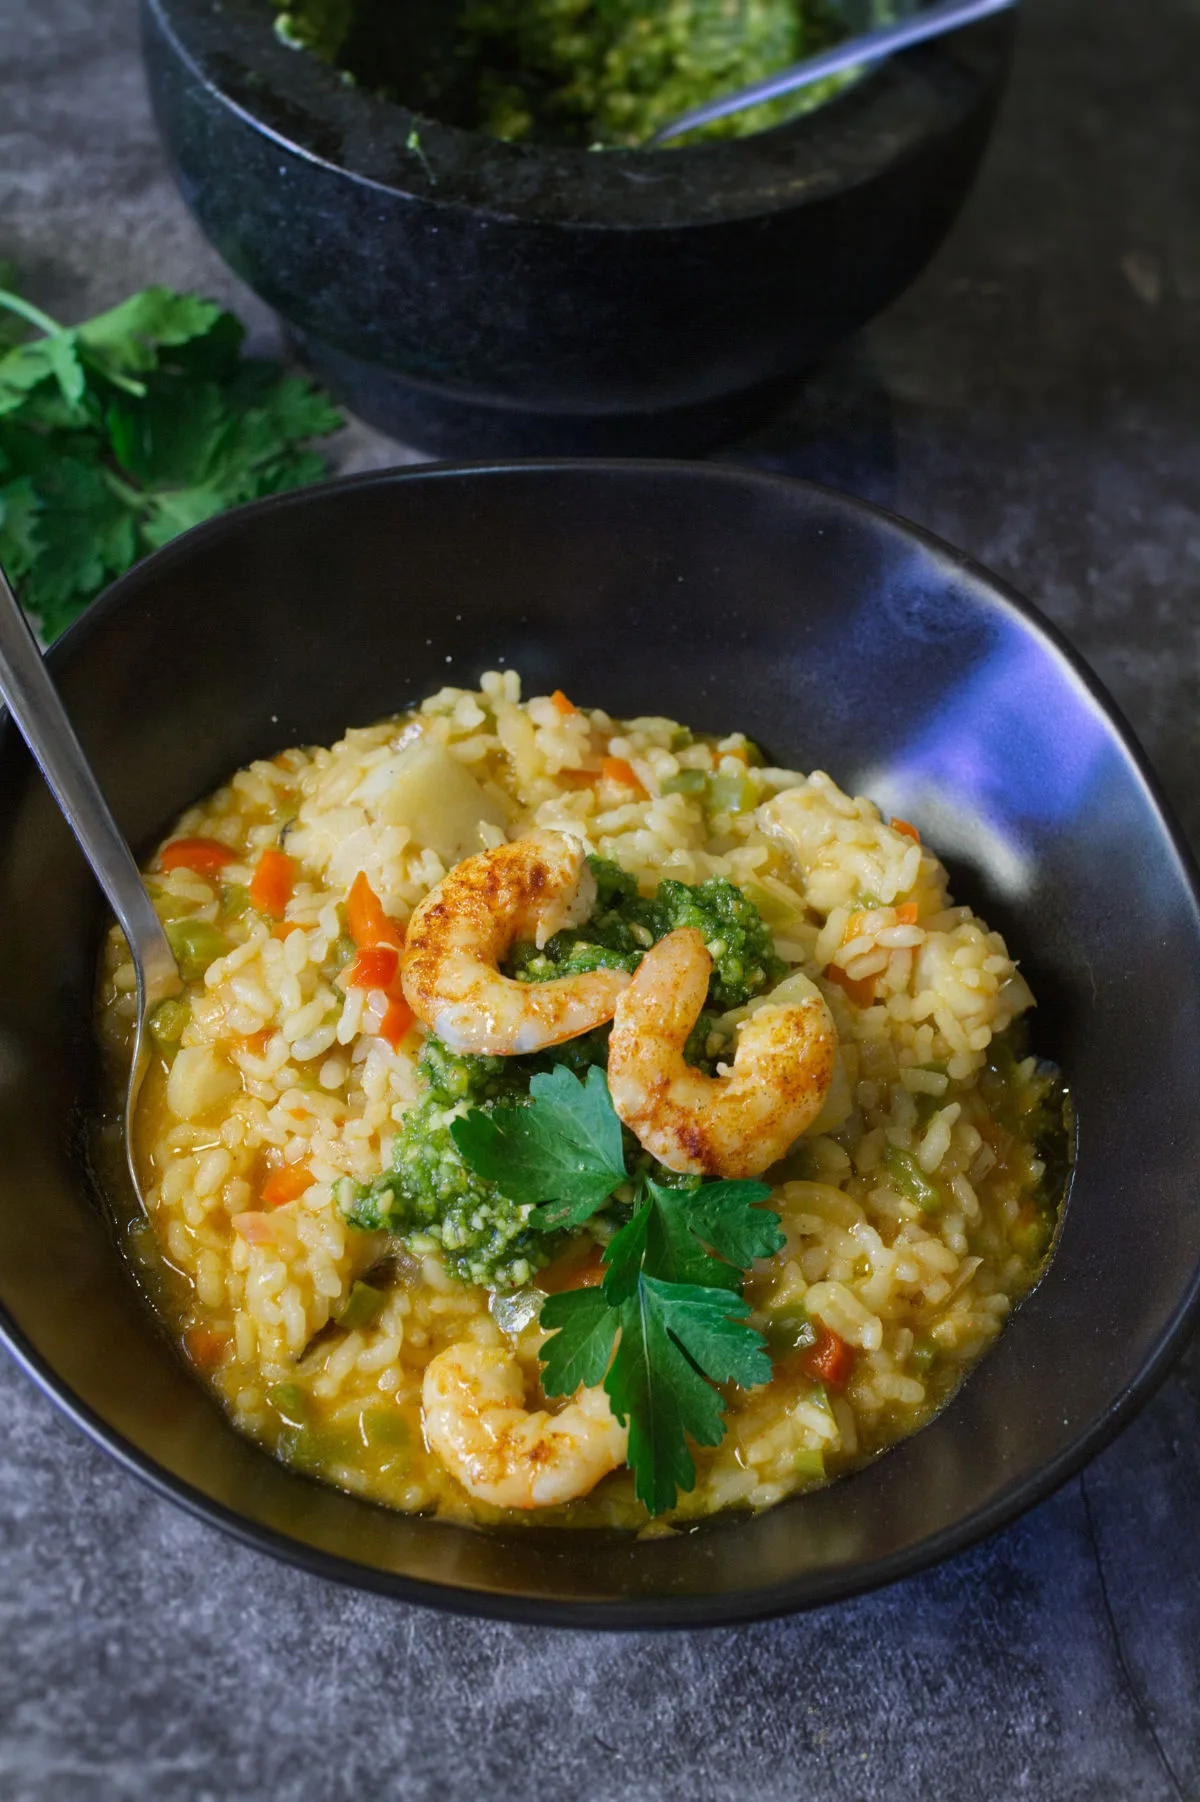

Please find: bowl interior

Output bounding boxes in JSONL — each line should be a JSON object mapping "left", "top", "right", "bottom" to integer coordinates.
{"left": 2, "top": 462, "right": 1198, "bottom": 1626}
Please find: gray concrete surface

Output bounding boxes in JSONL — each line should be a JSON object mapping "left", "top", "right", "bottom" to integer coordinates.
{"left": 2, "top": 1, "right": 1198, "bottom": 1797}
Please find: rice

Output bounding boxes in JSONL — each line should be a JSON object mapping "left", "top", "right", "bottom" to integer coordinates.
{"left": 96, "top": 672, "right": 1065, "bottom": 1531}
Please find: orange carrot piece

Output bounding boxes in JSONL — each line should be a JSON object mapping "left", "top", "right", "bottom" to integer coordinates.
{"left": 271, "top": 919, "right": 303, "bottom": 940}
{"left": 239, "top": 1028, "right": 272, "bottom": 1055}
{"left": 346, "top": 871, "right": 406, "bottom": 951}
{"left": 826, "top": 965, "right": 878, "bottom": 1009}
{"left": 344, "top": 944, "right": 401, "bottom": 991}
{"left": 550, "top": 688, "right": 579, "bottom": 718}
{"left": 890, "top": 817, "right": 921, "bottom": 843}
{"left": 895, "top": 901, "right": 919, "bottom": 926}
{"left": 378, "top": 995, "right": 415, "bottom": 1050}
{"left": 185, "top": 1325, "right": 230, "bottom": 1369}
{"left": 540, "top": 1244, "right": 606, "bottom": 1293}
{"left": 802, "top": 1325, "right": 856, "bottom": 1390}
{"left": 160, "top": 837, "right": 237, "bottom": 877}
{"left": 601, "top": 756, "right": 642, "bottom": 791}
{"left": 249, "top": 848, "right": 294, "bottom": 916}
{"left": 261, "top": 1162, "right": 314, "bottom": 1208}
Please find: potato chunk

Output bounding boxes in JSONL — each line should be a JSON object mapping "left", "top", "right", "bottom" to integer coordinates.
{"left": 359, "top": 742, "right": 506, "bottom": 867}
{"left": 166, "top": 1045, "right": 241, "bottom": 1121}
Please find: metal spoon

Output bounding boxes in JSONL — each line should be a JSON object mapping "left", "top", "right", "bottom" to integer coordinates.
{"left": 0, "top": 563, "right": 181, "bottom": 1199}
{"left": 644, "top": 0, "right": 1016, "bottom": 147}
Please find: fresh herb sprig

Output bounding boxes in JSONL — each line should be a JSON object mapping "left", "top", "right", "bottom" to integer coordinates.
{"left": 0, "top": 274, "right": 343, "bottom": 640}
{"left": 451, "top": 1065, "right": 783, "bottom": 1515}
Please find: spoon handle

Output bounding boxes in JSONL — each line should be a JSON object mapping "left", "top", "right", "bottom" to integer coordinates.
{"left": 0, "top": 569, "right": 180, "bottom": 1009}
{"left": 647, "top": 0, "right": 1017, "bottom": 146}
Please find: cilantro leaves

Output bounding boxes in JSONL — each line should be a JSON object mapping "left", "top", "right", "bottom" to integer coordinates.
{"left": 0, "top": 278, "right": 343, "bottom": 640}
{"left": 452, "top": 1064, "right": 784, "bottom": 1515}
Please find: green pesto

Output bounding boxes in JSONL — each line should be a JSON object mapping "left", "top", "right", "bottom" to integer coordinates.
{"left": 272, "top": 0, "right": 850, "bottom": 148}
{"left": 341, "top": 861, "right": 782, "bottom": 1287}
{"left": 506, "top": 856, "right": 785, "bottom": 1013}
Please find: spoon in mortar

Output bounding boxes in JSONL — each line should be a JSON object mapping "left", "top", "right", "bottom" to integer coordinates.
{"left": 0, "top": 561, "right": 181, "bottom": 1199}
{"left": 645, "top": 0, "right": 1016, "bottom": 147}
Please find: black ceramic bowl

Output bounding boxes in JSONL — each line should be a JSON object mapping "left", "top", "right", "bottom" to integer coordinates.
{"left": 3, "top": 462, "right": 1199, "bottom": 1628}
{"left": 142, "top": 0, "right": 1013, "bottom": 455}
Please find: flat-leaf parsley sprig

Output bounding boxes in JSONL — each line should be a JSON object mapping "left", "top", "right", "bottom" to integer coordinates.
{"left": 450, "top": 1064, "right": 784, "bottom": 1515}
{"left": 0, "top": 273, "right": 343, "bottom": 640}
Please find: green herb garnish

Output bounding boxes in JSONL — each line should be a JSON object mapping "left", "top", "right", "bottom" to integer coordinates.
{"left": 0, "top": 276, "right": 342, "bottom": 640}
{"left": 452, "top": 1065, "right": 783, "bottom": 1516}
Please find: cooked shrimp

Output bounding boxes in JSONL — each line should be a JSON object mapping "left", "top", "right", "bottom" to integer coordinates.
{"left": 607, "top": 927, "right": 837, "bottom": 1179}
{"left": 400, "top": 829, "right": 630, "bottom": 1055}
{"left": 422, "top": 1340, "right": 627, "bottom": 1509}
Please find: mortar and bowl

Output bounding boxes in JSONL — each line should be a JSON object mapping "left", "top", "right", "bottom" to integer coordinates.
{"left": 141, "top": 0, "right": 1015, "bottom": 454}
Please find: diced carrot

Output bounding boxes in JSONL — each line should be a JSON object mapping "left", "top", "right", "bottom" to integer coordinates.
{"left": 895, "top": 901, "right": 919, "bottom": 926}
{"left": 378, "top": 995, "right": 415, "bottom": 1051}
{"left": 890, "top": 817, "right": 921, "bottom": 843}
{"left": 344, "top": 944, "right": 401, "bottom": 991}
{"left": 826, "top": 964, "right": 878, "bottom": 1009}
{"left": 346, "top": 871, "right": 406, "bottom": 951}
{"left": 160, "top": 837, "right": 237, "bottom": 877}
{"left": 272, "top": 919, "right": 303, "bottom": 940}
{"left": 185, "top": 1325, "right": 230, "bottom": 1369}
{"left": 601, "top": 756, "right": 643, "bottom": 792}
{"left": 540, "top": 1244, "right": 606, "bottom": 1293}
{"left": 559, "top": 768, "right": 602, "bottom": 788}
{"left": 802, "top": 1326, "right": 856, "bottom": 1390}
{"left": 550, "top": 688, "right": 578, "bottom": 718}
{"left": 261, "top": 1162, "right": 313, "bottom": 1208}
{"left": 249, "top": 847, "right": 294, "bottom": 917}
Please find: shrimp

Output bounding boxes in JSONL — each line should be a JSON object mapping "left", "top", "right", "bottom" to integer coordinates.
{"left": 422, "top": 1340, "right": 627, "bottom": 1509}
{"left": 607, "top": 927, "right": 837, "bottom": 1179}
{"left": 400, "top": 829, "right": 630, "bottom": 1055}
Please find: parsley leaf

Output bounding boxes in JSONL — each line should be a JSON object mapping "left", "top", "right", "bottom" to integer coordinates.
{"left": 538, "top": 1287, "right": 619, "bottom": 1394}
{"left": 608, "top": 1278, "right": 772, "bottom": 1516}
{"left": 451, "top": 1064, "right": 627, "bottom": 1228}
{"left": 0, "top": 276, "right": 343, "bottom": 640}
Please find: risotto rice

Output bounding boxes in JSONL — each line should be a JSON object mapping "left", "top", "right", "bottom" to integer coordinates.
{"left": 96, "top": 672, "right": 1069, "bottom": 1530}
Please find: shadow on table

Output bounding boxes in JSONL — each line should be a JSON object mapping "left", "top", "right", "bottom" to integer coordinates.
{"left": 718, "top": 342, "right": 898, "bottom": 509}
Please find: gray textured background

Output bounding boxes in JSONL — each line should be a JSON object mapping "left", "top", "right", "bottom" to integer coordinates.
{"left": 3, "top": 1, "right": 1199, "bottom": 1798}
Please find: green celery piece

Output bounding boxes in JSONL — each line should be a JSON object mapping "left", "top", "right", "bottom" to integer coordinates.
{"left": 884, "top": 1146, "right": 942, "bottom": 1212}
{"left": 148, "top": 998, "right": 190, "bottom": 1047}
{"left": 742, "top": 880, "right": 799, "bottom": 927}
{"left": 268, "top": 1381, "right": 308, "bottom": 1426}
{"left": 705, "top": 771, "right": 756, "bottom": 815}
{"left": 165, "top": 918, "right": 229, "bottom": 981}
{"left": 761, "top": 1301, "right": 817, "bottom": 1360}
{"left": 451, "top": 1064, "right": 627, "bottom": 1228}
{"left": 661, "top": 769, "right": 707, "bottom": 797}
{"left": 360, "top": 1408, "right": 412, "bottom": 1457}
{"left": 337, "top": 1280, "right": 385, "bottom": 1332}
{"left": 220, "top": 882, "right": 255, "bottom": 920}
{"left": 792, "top": 1446, "right": 826, "bottom": 1481}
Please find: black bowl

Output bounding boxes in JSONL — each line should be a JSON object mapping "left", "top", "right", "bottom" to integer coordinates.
{"left": 142, "top": 0, "right": 1013, "bottom": 455}
{"left": 3, "top": 461, "right": 1199, "bottom": 1628}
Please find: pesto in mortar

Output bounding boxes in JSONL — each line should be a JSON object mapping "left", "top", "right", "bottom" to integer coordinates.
{"left": 272, "top": 0, "right": 852, "bottom": 147}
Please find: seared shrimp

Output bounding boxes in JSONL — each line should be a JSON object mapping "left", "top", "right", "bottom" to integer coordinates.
{"left": 607, "top": 928, "right": 837, "bottom": 1179}
{"left": 400, "top": 830, "right": 630, "bottom": 1055}
{"left": 423, "top": 1340, "right": 628, "bottom": 1509}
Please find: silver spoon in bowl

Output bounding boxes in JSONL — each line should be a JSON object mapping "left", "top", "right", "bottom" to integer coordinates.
{"left": 644, "top": 0, "right": 1016, "bottom": 148}
{"left": 0, "top": 562, "right": 181, "bottom": 1199}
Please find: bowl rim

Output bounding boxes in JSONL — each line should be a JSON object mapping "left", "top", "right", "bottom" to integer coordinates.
{"left": 142, "top": 0, "right": 1014, "bottom": 229}
{"left": 4, "top": 456, "right": 1200, "bottom": 1629}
